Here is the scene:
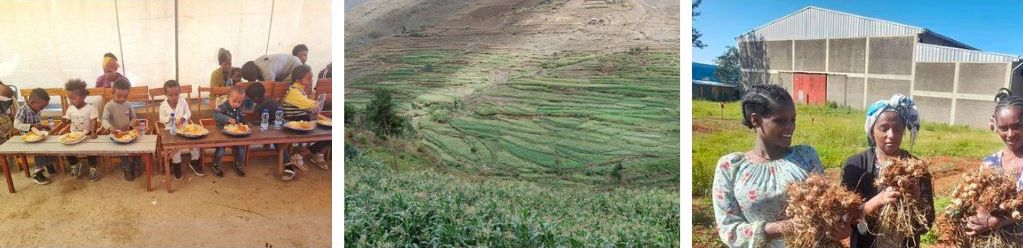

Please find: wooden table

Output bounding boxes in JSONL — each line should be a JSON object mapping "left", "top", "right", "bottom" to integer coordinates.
{"left": 0, "top": 135, "right": 157, "bottom": 193}
{"left": 158, "top": 126, "right": 331, "bottom": 193}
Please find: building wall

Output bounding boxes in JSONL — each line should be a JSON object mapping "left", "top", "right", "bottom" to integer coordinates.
{"left": 847, "top": 77, "right": 865, "bottom": 109}
{"left": 867, "top": 78, "right": 911, "bottom": 103}
{"left": 766, "top": 40, "right": 793, "bottom": 70}
{"left": 867, "top": 36, "right": 914, "bottom": 75}
{"left": 828, "top": 38, "right": 866, "bottom": 73}
{"left": 914, "top": 63, "right": 955, "bottom": 92}
{"left": 957, "top": 63, "right": 1008, "bottom": 95}
{"left": 826, "top": 74, "right": 847, "bottom": 106}
{"left": 738, "top": 31, "right": 1016, "bottom": 128}
{"left": 914, "top": 96, "right": 952, "bottom": 124}
{"left": 955, "top": 99, "right": 995, "bottom": 128}
{"left": 794, "top": 39, "right": 826, "bottom": 72}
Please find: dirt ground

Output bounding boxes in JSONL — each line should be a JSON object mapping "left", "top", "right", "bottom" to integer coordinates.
{"left": 0, "top": 155, "right": 332, "bottom": 247}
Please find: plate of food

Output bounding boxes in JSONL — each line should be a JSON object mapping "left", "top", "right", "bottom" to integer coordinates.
{"left": 285, "top": 120, "right": 316, "bottom": 131}
{"left": 21, "top": 128, "right": 48, "bottom": 143}
{"left": 177, "top": 124, "right": 209, "bottom": 138}
{"left": 316, "top": 115, "right": 332, "bottom": 128}
{"left": 223, "top": 123, "right": 251, "bottom": 136}
{"left": 110, "top": 129, "right": 139, "bottom": 144}
{"left": 59, "top": 131, "right": 88, "bottom": 145}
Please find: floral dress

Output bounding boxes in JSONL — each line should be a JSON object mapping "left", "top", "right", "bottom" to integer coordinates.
{"left": 980, "top": 150, "right": 1023, "bottom": 237}
{"left": 982, "top": 150, "right": 1023, "bottom": 189}
{"left": 713, "top": 145, "right": 824, "bottom": 248}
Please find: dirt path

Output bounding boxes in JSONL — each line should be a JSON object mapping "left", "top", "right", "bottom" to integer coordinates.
{"left": 0, "top": 156, "right": 331, "bottom": 247}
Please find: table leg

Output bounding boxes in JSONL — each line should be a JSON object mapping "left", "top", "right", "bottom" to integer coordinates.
{"left": 3, "top": 155, "right": 14, "bottom": 193}
{"left": 143, "top": 154, "right": 153, "bottom": 192}
{"left": 277, "top": 143, "right": 285, "bottom": 176}
{"left": 164, "top": 151, "right": 173, "bottom": 193}
{"left": 19, "top": 156, "right": 29, "bottom": 178}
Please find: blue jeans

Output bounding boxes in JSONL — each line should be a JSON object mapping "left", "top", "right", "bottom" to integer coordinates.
{"left": 214, "top": 146, "right": 246, "bottom": 167}
{"left": 34, "top": 156, "right": 54, "bottom": 170}
{"left": 120, "top": 156, "right": 140, "bottom": 169}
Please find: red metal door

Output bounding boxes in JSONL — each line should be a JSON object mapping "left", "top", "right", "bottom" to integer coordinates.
{"left": 792, "top": 73, "right": 827, "bottom": 105}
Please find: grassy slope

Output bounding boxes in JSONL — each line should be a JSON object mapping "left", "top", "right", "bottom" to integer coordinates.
{"left": 349, "top": 49, "right": 680, "bottom": 190}
{"left": 345, "top": 49, "right": 681, "bottom": 246}
{"left": 345, "top": 149, "right": 680, "bottom": 247}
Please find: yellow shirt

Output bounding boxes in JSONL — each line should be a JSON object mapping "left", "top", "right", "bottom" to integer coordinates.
{"left": 284, "top": 83, "right": 317, "bottom": 110}
{"left": 210, "top": 68, "right": 226, "bottom": 87}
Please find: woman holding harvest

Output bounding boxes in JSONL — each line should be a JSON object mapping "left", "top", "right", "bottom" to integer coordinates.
{"left": 966, "top": 88, "right": 1023, "bottom": 237}
{"left": 712, "top": 84, "right": 845, "bottom": 247}
{"left": 840, "top": 94, "right": 934, "bottom": 247}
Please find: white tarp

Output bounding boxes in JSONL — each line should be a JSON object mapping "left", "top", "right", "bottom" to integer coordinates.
{"left": 0, "top": 0, "right": 331, "bottom": 96}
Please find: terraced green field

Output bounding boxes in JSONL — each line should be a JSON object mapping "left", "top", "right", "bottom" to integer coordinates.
{"left": 345, "top": 48, "right": 680, "bottom": 245}
{"left": 347, "top": 49, "right": 680, "bottom": 189}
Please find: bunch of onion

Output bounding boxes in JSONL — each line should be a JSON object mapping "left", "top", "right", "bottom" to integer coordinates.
{"left": 938, "top": 169, "right": 1023, "bottom": 247}
{"left": 785, "top": 174, "right": 862, "bottom": 248}
{"left": 871, "top": 158, "right": 932, "bottom": 244}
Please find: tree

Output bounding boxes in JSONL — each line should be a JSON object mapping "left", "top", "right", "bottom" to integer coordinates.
{"left": 365, "top": 89, "right": 406, "bottom": 138}
{"left": 692, "top": 0, "right": 706, "bottom": 48}
{"left": 714, "top": 46, "right": 741, "bottom": 85}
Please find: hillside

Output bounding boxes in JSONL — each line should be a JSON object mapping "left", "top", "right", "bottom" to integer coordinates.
{"left": 345, "top": 0, "right": 680, "bottom": 246}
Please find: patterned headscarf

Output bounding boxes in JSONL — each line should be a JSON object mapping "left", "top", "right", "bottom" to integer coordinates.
{"left": 865, "top": 94, "right": 920, "bottom": 147}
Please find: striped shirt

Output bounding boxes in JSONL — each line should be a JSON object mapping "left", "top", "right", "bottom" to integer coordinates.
{"left": 14, "top": 105, "right": 41, "bottom": 132}
{"left": 282, "top": 83, "right": 316, "bottom": 121}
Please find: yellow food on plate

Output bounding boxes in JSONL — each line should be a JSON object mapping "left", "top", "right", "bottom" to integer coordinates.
{"left": 224, "top": 124, "right": 250, "bottom": 134}
{"left": 287, "top": 121, "right": 315, "bottom": 130}
{"left": 61, "top": 132, "right": 86, "bottom": 143}
{"left": 113, "top": 129, "right": 138, "bottom": 141}
{"left": 22, "top": 131, "right": 44, "bottom": 142}
{"left": 179, "top": 124, "right": 207, "bottom": 135}
{"left": 316, "top": 118, "right": 332, "bottom": 126}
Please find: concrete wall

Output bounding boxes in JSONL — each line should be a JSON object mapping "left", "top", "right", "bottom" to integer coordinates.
{"left": 778, "top": 72, "right": 793, "bottom": 92}
{"left": 955, "top": 99, "right": 995, "bottom": 128}
{"left": 1013, "top": 62, "right": 1023, "bottom": 97}
{"left": 794, "top": 39, "right": 825, "bottom": 72}
{"left": 742, "top": 71, "right": 770, "bottom": 85}
{"left": 847, "top": 77, "right": 865, "bottom": 109}
{"left": 868, "top": 36, "right": 914, "bottom": 75}
{"left": 914, "top": 62, "right": 956, "bottom": 92}
{"left": 913, "top": 96, "right": 952, "bottom": 124}
{"left": 828, "top": 38, "right": 866, "bottom": 73}
{"left": 0, "top": 0, "right": 332, "bottom": 91}
{"left": 867, "top": 78, "right": 911, "bottom": 103}
{"left": 958, "top": 63, "right": 1008, "bottom": 95}
{"left": 826, "top": 74, "right": 846, "bottom": 106}
{"left": 767, "top": 40, "right": 793, "bottom": 70}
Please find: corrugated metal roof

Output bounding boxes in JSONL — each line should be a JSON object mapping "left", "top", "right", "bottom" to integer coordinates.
{"left": 693, "top": 80, "right": 737, "bottom": 88}
{"left": 915, "top": 43, "right": 1020, "bottom": 63}
{"left": 738, "top": 6, "right": 974, "bottom": 50}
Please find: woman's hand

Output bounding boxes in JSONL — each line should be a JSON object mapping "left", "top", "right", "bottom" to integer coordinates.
{"left": 966, "top": 208, "right": 1007, "bottom": 236}
{"left": 865, "top": 187, "right": 900, "bottom": 215}
{"left": 826, "top": 221, "right": 853, "bottom": 241}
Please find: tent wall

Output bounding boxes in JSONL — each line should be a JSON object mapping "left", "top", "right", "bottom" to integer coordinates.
{"left": 0, "top": 0, "right": 331, "bottom": 96}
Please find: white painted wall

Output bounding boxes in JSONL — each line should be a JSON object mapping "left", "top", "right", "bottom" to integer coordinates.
{"left": 0, "top": 0, "right": 331, "bottom": 96}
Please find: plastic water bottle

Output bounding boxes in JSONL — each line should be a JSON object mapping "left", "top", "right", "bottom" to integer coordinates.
{"left": 168, "top": 112, "right": 177, "bottom": 136}
{"left": 47, "top": 117, "right": 54, "bottom": 130}
{"left": 274, "top": 106, "right": 284, "bottom": 129}
{"left": 260, "top": 109, "right": 269, "bottom": 132}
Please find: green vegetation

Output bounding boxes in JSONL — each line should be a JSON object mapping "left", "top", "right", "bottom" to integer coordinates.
{"left": 692, "top": 100, "right": 1001, "bottom": 196}
{"left": 345, "top": 151, "right": 680, "bottom": 247}
{"left": 346, "top": 48, "right": 680, "bottom": 245}
{"left": 365, "top": 89, "right": 409, "bottom": 137}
